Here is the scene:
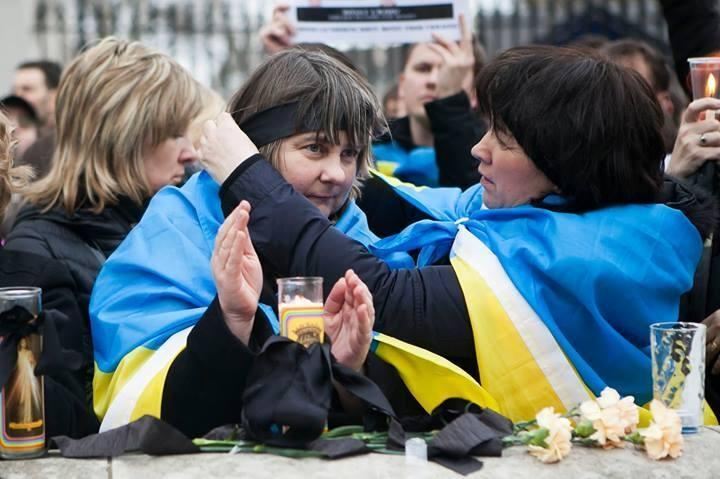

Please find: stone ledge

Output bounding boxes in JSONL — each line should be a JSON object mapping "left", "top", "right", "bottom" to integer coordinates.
{"left": 1, "top": 428, "right": 718, "bottom": 479}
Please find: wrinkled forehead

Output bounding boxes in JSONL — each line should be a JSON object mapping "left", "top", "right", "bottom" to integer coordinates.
{"left": 14, "top": 68, "right": 48, "bottom": 88}
{"left": 403, "top": 43, "right": 443, "bottom": 71}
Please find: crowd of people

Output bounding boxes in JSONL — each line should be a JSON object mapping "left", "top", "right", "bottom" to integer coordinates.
{"left": 2, "top": 0, "right": 720, "bottom": 443}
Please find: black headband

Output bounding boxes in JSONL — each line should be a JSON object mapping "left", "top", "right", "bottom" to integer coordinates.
{"left": 238, "top": 102, "right": 320, "bottom": 147}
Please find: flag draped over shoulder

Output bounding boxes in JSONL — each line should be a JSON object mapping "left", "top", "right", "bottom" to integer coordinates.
{"left": 368, "top": 172, "right": 706, "bottom": 421}
{"left": 90, "top": 171, "right": 415, "bottom": 432}
{"left": 372, "top": 142, "right": 438, "bottom": 187}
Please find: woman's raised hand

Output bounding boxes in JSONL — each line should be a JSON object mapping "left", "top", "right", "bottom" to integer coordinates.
{"left": 211, "top": 200, "right": 263, "bottom": 345}
{"left": 199, "top": 112, "right": 259, "bottom": 184}
{"left": 428, "top": 14, "right": 476, "bottom": 101}
{"left": 323, "top": 270, "right": 375, "bottom": 372}
{"left": 259, "top": 3, "right": 296, "bottom": 55}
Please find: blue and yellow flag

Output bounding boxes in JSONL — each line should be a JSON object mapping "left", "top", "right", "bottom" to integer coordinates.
{"left": 90, "top": 171, "right": 416, "bottom": 431}
{"left": 369, "top": 173, "right": 711, "bottom": 421}
{"left": 372, "top": 142, "right": 439, "bottom": 187}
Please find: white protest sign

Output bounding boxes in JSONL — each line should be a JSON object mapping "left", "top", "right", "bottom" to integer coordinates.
{"left": 289, "top": 0, "right": 469, "bottom": 47}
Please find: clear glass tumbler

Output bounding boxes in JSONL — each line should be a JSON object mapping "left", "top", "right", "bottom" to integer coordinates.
{"left": 650, "top": 322, "right": 706, "bottom": 434}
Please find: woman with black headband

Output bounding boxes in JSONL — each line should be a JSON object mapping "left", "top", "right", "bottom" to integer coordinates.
{"left": 197, "top": 46, "right": 720, "bottom": 425}
{"left": 89, "top": 48, "right": 410, "bottom": 437}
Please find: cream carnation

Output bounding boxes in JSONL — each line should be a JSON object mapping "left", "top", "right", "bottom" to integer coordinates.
{"left": 640, "top": 400, "right": 683, "bottom": 460}
{"left": 580, "top": 388, "right": 639, "bottom": 447}
{"left": 528, "top": 407, "right": 573, "bottom": 463}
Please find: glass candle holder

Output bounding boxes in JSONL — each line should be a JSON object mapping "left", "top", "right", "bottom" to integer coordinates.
{"left": 277, "top": 277, "right": 324, "bottom": 347}
{"left": 689, "top": 57, "right": 720, "bottom": 100}
{"left": 0, "top": 287, "right": 45, "bottom": 459}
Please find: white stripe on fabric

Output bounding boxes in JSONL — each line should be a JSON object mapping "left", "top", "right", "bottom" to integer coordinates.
{"left": 99, "top": 327, "right": 193, "bottom": 433}
{"left": 450, "top": 225, "right": 590, "bottom": 410}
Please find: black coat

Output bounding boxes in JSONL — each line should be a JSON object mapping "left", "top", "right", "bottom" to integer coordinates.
{"left": 2, "top": 198, "right": 144, "bottom": 438}
{"left": 0, "top": 249, "right": 99, "bottom": 438}
{"left": 5, "top": 198, "right": 144, "bottom": 321}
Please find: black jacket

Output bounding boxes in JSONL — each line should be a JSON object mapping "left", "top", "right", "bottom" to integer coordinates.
{"left": 3, "top": 198, "right": 144, "bottom": 436}
{"left": 360, "top": 92, "right": 485, "bottom": 237}
{"left": 5, "top": 198, "right": 145, "bottom": 320}
{"left": 0, "top": 249, "right": 99, "bottom": 438}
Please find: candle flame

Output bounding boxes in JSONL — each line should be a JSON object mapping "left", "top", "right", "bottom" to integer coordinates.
{"left": 706, "top": 73, "right": 717, "bottom": 97}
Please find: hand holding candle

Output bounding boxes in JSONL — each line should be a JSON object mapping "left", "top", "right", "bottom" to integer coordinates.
{"left": 323, "top": 270, "right": 375, "bottom": 372}
{"left": 668, "top": 98, "right": 720, "bottom": 178}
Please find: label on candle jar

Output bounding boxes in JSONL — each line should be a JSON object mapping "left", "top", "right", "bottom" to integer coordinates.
{"left": 0, "top": 332, "right": 45, "bottom": 458}
{"left": 279, "top": 299, "right": 324, "bottom": 348}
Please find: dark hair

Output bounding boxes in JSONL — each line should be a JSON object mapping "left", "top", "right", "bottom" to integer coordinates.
{"left": 0, "top": 95, "right": 39, "bottom": 126}
{"left": 17, "top": 60, "right": 63, "bottom": 89}
{"left": 228, "top": 48, "right": 386, "bottom": 200}
{"left": 476, "top": 45, "right": 664, "bottom": 212}
{"left": 296, "top": 43, "right": 363, "bottom": 75}
{"left": 602, "top": 39, "right": 670, "bottom": 93}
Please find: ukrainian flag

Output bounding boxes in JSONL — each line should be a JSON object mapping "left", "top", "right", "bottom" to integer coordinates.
{"left": 90, "top": 171, "right": 414, "bottom": 432}
{"left": 367, "top": 172, "right": 717, "bottom": 423}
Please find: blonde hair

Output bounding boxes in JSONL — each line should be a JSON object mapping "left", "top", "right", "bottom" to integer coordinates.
{"left": 187, "top": 86, "right": 225, "bottom": 149}
{"left": 24, "top": 37, "right": 204, "bottom": 214}
{"left": 228, "top": 48, "right": 387, "bottom": 200}
{"left": 0, "top": 111, "right": 32, "bottom": 219}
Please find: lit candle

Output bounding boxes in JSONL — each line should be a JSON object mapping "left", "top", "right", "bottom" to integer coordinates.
{"left": 277, "top": 278, "right": 324, "bottom": 347}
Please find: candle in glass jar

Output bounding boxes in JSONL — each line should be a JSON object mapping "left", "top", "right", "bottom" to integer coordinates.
{"left": 277, "top": 278, "right": 324, "bottom": 347}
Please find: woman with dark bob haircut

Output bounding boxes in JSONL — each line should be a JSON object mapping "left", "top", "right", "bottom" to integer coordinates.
{"left": 196, "top": 44, "right": 717, "bottom": 424}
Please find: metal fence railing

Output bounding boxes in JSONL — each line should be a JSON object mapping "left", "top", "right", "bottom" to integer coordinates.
{"left": 32, "top": 0, "right": 671, "bottom": 98}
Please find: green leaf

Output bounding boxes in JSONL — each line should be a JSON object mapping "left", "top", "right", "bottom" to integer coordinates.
{"left": 527, "top": 428, "right": 550, "bottom": 447}
{"left": 573, "top": 420, "right": 595, "bottom": 439}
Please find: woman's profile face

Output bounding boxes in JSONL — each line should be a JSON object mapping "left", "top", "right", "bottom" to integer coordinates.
{"left": 472, "top": 129, "right": 557, "bottom": 209}
{"left": 143, "top": 132, "right": 199, "bottom": 193}
{"left": 277, "top": 130, "right": 360, "bottom": 217}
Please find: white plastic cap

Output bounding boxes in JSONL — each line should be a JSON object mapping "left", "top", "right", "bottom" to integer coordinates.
{"left": 405, "top": 437, "right": 428, "bottom": 465}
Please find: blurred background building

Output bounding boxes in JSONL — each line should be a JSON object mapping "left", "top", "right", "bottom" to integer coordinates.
{"left": 1, "top": 0, "right": 672, "bottom": 97}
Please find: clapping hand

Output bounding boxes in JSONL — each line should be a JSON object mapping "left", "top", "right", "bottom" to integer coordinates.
{"left": 323, "top": 270, "right": 375, "bottom": 372}
{"left": 211, "top": 200, "right": 263, "bottom": 345}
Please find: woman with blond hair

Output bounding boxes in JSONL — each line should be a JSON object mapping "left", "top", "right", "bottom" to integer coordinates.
{"left": 5, "top": 37, "right": 205, "bottom": 333}
{"left": 4, "top": 37, "right": 206, "bottom": 428}
{"left": 0, "top": 111, "right": 98, "bottom": 438}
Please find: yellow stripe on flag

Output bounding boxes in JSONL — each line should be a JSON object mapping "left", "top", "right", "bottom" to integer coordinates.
{"left": 372, "top": 333, "right": 500, "bottom": 414}
{"left": 93, "top": 347, "right": 154, "bottom": 419}
{"left": 130, "top": 345, "right": 187, "bottom": 422}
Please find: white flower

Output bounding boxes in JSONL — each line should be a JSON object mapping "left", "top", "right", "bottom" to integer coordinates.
{"left": 579, "top": 388, "right": 639, "bottom": 448}
{"left": 596, "top": 387, "right": 622, "bottom": 409}
{"left": 527, "top": 407, "right": 573, "bottom": 463}
{"left": 640, "top": 400, "right": 683, "bottom": 460}
{"left": 616, "top": 395, "right": 639, "bottom": 434}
